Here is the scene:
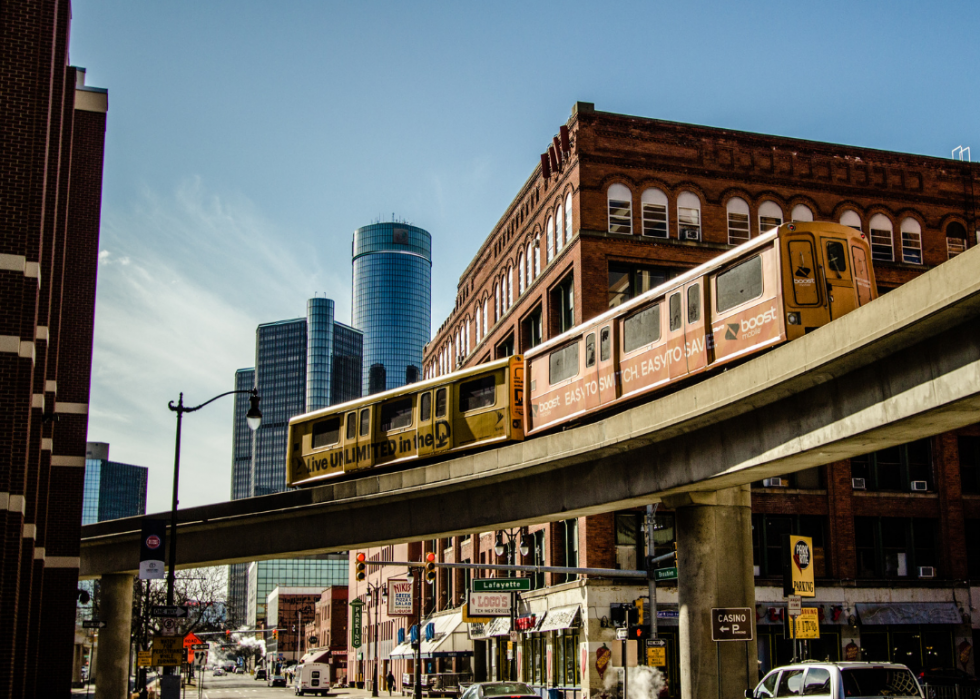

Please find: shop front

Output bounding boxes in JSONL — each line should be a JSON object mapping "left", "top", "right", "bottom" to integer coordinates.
{"left": 391, "top": 611, "right": 474, "bottom": 694}
{"left": 518, "top": 605, "right": 583, "bottom": 699}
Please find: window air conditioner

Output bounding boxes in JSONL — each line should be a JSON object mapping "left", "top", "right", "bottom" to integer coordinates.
{"left": 918, "top": 566, "right": 936, "bottom": 579}
{"left": 851, "top": 477, "right": 866, "bottom": 490}
{"left": 911, "top": 480, "right": 928, "bottom": 492}
{"left": 762, "top": 477, "right": 785, "bottom": 488}
{"left": 681, "top": 227, "right": 700, "bottom": 241}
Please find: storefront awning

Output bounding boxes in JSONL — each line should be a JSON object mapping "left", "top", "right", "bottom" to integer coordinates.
{"left": 468, "top": 616, "right": 511, "bottom": 640}
{"left": 856, "top": 602, "right": 963, "bottom": 626}
{"left": 299, "top": 648, "right": 332, "bottom": 664}
{"left": 390, "top": 641, "right": 413, "bottom": 659}
{"left": 390, "top": 612, "right": 473, "bottom": 658}
{"left": 538, "top": 605, "right": 581, "bottom": 633}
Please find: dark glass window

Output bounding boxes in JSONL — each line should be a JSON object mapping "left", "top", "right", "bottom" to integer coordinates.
{"left": 854, "top": 517, "right": 938, "bottom": 578}
{"left": 966, "top": 520, "right": 980, "bottom": 578}
{"left": 435, "top": 388, "right": 447, "bottom": 418}
{"left": 752, "top": 514, "right": 827, "bottom": 578}
{"left": 668, "top": 292, "right": 682, "bottom": 331}
{"left": 850, "top": 439, "right": 933, "bottom": 491}
{"left": 460, "top": 376, "right": 496, "bottom": 412}
{"left": 608, "top": 263, "right": 673, "bottom": 308}
{"left": 380, "top": 397, "right": 413, "bottom": 431}
{"left": 420, "top": 392, "right": 431, "bottom": 422}
{"left": 826, "top": 241, "right": 847, "bottom": 273}
{"left": 555, "top": 275, "right": 575, "bottom": 333}
{"left": 716, "top": 255, "right": 763, "bottom": 313}
{"left": 624, "top": 303, "right": 661, "bottom": 353}
{"left": 585, "top": 333, "right": 596, "bottom": 368}
{"left": 960, "top": 437, "right": 980, "bottom": 494}
{"left": 803, "top": 668, "right": 831, "bottom": 696}
{"left": 549, "top": 343, "right": 579, "bottom": 385}
{"left": 687, "top": 284, "right": 701, "bottom": 323}
{"left": 600, "top": 327, "right": 611, "bottom": 361}
{"left": 312, "top": 418, "right": 340, "bottom": 449}
{"left": 345, "top": 412, "right": 356, "bottom": 440}
{"left": 522, "top": 306, "right": 543, "bottom": 351}
{"left": 360, "top": 408, "right": 370, "bottom": 437}
{"left": 496, "top": 333, "right": 515, "bottom": 359}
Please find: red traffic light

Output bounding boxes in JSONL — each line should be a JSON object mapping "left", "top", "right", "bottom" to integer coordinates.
{"left": 356, "top": 552, "right": 366, "bottom": 563}
{"left": 425, "top": 552, "right": 436, "bottom": 563}
{"left": 225, "top": 630, "right": 231, "bottom": 637}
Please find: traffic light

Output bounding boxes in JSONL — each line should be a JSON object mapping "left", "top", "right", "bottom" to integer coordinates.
{"left": 627, "top": 624, "right": 648, "bottom": 641}
{"left": 424, "top": 552, "right": 436, "bottom": 584}
{"left": 356, "top": 552, "right": 367, "bottom": 581}
{"left": 273, "top": 629, "right": 278, "bottom": 639}
{"left": 671, "top": 541, "right": 678, "bottom": 565}
{"left": 225, "top": 630, "right": 231, "bottom": 637}
{"left": 635, "top": 598, "right": 645, "bottom": 626}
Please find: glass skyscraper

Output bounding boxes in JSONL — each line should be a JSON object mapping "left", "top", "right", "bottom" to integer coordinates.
{"left": 81, "top": 442, "right": 148, "bottom": 525}
{"left": 352, "top": 222, "right": 432, "bottom": 395}
{"left": 227, "top": 297, "right": 362, "bottom": 626}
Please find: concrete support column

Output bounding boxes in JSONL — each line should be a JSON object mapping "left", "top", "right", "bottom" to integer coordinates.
{"left": 664, "top": 486, "right": 757, "bottom": 699}
{"left": 95, "top": 573, "right": 133, "bottom": 699}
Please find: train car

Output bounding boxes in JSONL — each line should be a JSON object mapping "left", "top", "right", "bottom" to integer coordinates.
{"left": 523, "top": 221, "right": 877, "bottom": 435}
{"left": 287, "top": 355, "right": 525, "bottom": 487}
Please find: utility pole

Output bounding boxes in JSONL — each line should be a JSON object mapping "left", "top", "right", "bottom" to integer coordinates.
{"left": 647, "top": 504, "right": 658, "bottom": 640}
{"left": 413, "top": 567, "right": 422, "bottom": 699}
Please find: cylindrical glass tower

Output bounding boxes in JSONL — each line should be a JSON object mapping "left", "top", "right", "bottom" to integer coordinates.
{"left": 352, "top": 222, "right": 432, "bottom": 395}
{"left": 306, "top": 297, "right": 335, "bottom": 412}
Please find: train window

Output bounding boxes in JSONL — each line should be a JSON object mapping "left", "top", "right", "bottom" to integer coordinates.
{"left": 600, "top": 327, "right": 611, "bottom": 361}
{"left": 420, "top": 392, "right": 431, "bottom": 422}
{"left": 312, "top": 418, "right": 341, "bottom": 449}
{"left": 435, "top": 388, "right": 447, "bottom": 418}
{"left": 688, "top": 285, "right": 701, "bottom": 323}
{"left": 669, "top": 293, "right": 682, "bottom": 331}
{"left": 460, "top": 376, "right": 496, "bottom": 412}
{"left": 716, "top": 255, "right": 763, "bottom": 313}
{"left": 586, "top": 333, "right": 596, "bottom": 367}
{"left": 549, "top": 343, "right": 580, "bottom": 385}
{"left": 380, "top": 397, "right": 413, "bottom": 432}
{"left": 345, "top": 412, "right": 356, "bottom": 440}
{"left": 360, "top": 408, "right": 370, "bottom": 437}
{"left": 826, "top": 241, "right": 847, "bottom": 274}
{"left": 623, "top": 303, "right": 661, "bottom": 353}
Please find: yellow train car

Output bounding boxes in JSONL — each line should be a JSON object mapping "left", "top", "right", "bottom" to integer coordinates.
{"left": 287, "top": 355, "right": 525, "bottom": 487}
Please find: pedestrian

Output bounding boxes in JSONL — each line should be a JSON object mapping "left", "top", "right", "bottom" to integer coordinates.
{"left": 386, "top": 670, "right": 396, "bottom": 696}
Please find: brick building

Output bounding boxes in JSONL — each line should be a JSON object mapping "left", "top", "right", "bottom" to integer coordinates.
{"left": 346, "top": 102, "right": 980, "bottom": 698}
{"left": 305, "top": 585, "right": 350, "bottom": 684}
{"left": 265, "top": 587, "right": 324, "bottom": 663}
{"left": 0, "top": 1, "right": 108, "bottom": 696}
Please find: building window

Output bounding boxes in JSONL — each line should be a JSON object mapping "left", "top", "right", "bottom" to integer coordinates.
{"left": 494, "top": 283, "right": 500, "bottom": 321}
{"left": 726, "top": 197, "right": 751, "bottom": 245}
{"left": 869, "top": 213, "right": 894, "bottom": 261}
{"left": 533, "top": 236, "right": 541, "bottom": 276}
{"left": 496, "top": 333, "right": 515, "bottom": 359}
{"left": 483, "top": 299, "right": 488, "bottom": 338}
{"left": 607, "top": 184, "right": 632, "bottom": 234}
{"left": 521, "top": 305, "right": 543, "bottom": 351}
{"left": 641, "top": 188, "right": 669, "bottom": 238}
{"left": 475, "top": 307, "right": 481, "bottom": 342}
{"left": 527, "top": 243, "right": 534, "bottom": 284}
{"left": 758, "top": 201, "right": 783, "bottom": 233}
{"left": 565, "top": 192, "right": 573, "bottom": 242}
{"left": 607, "top": 262, "right": 672, "bottom": 308}
{"left": 967, "top": 520, "right": 980, "bottom": 579}
{"left": 507, "top": 267, "right": 513, "bottom": 307}
{"left": 855, "top": 517, "right": 937, "bottom": 578}
{"left": 518, "top": 252, "right": 526, "bottom": 295}
{"left": 850, "top": 438, "right": 933, "bottom": 492}
{"left": 556, "top": 205, "right": 564, "bottom": 251}
{"left": 840, "top": 209, "right": 862, "bottom": 231}
{"left": 947, "top": 221, "right": 968, "bottom": 259}
{"left": 553, "top": 274, "right": 575, "bottom": 333}
{"left": 791, "top": 204, "right": 814, "bottom": 222}
{"left": 547, "top": 216, "right": 555, "bottom": 262}
{"left": 900, "top": 218, "right": 923, "bottom": 264}
{"left": 751, "top": 514, "right": 827, "bottom": 578}
{"left": 677, "top": 191, "right": 701, "bottom": 240}
{"left": 959, "top": 436, "right": 980, "bottom": 494}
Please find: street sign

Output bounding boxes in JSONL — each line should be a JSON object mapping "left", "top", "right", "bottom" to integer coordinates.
{"left": 152, "top": 635, "right": 184, "bottom": 666}
{"left": 468, "top": 591, "right": 512, "bottom": 617}
{"left": 151, "top": 605, "right": 189, "bottom": 618}
{"left": 790, "top": 608, "right": 820, "bottom": 640}
{"left": 646, "top": 639, "right": 667, "bottom": 667}
{"left": 387, "top": 578, "right": 415, "bottom": 617}
{"left": 510, "top": 631, "right": 521, "bottom": 643}
{"left": 654, "top": 567, "right": 678, "bottom": 582}
{"left": 783, "top": 535, "right": 815, "bottom": 597}
{"left": 351, "top": 600, "right": 363, "bottom": 648}
{"left": 788, "top": 595, "right": 802, "bottom": 616}
{"left": 191, "top": 644, "right": 209, "bottom": 650}
{"left": 161, "top": 618, "right": 178, "bottom": 636}
{"left": 137, "top": 651, "right": 153, "bottom": 667}
{"left": 711, "top": 607, "right": 753, "bottom": 642}
{"left": 472, "top": 578, "right": 531, "bottom": 592}
{"left": 81, "top": 620, "right": 105, "bottom": 629}
{"left": 616, "top": 627, "right": 628, "bottom": 641}
{"left": 461, "top": 603, "right": 492, "bottom": 624}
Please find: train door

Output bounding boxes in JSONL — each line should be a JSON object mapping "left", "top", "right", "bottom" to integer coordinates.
{"left": 597, "top": 324, "right": 618, "bottom": 405}
{"left": 820, "top": 236, "right": 857, "bottom": 320}
{"left": 666, "top": 288, "right": 689, "bottom": 381}
{"left": 783, "top": 234, "right": 829, "bottom": 334}
{"left": 683, "top": 279, "right": 707, "bottom": 376}
{"left": 584, "top": 329, "right": 601, "bottom": 412}
{"left": 432, "top": 386, "right": 453, "bottom": 454}
{"left": 849, "top": 240, "right": 875, "bottom": 307}
{"left": 417, "top": 391, "right": 434, "bottom": 458}
{"left": 354, "top": 406, "right": 374, "bottom": 470}
{"left": 342, "top": 411, "right": 358, "bottom": 470}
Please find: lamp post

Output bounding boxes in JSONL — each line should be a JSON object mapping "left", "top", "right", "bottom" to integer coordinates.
{"left": 494, "top": 528, "right": 529, "bottom": 681}
{"left": 365, "top": 582, "right": 388, "bottom": 697}
{"left": 165, "top": 388, "right": 261, "bottom": 676}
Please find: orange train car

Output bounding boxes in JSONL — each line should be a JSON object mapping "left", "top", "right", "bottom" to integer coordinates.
{"left": 523, "top": 221, "right": 877, "bottom": 435}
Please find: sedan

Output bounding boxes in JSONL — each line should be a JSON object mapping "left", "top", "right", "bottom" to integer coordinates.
{"left": 460, "top": 682, "right": 539, "bottom": 699}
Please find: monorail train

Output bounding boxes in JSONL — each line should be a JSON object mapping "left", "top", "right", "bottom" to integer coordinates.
{"left": 287, "top": 221, "right": 876, "bottom": 487}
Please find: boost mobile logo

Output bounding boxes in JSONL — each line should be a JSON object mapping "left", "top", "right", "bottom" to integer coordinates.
{"left": 725, "top": 323, "right": 739, "bottom": 340}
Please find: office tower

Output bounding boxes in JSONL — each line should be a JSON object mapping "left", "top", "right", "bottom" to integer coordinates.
{"left": 228, "top": 298, "right": 360, "bottom": 625}
{"left": 81, "top": 443, "right": 149, "bottom": 525}
{"left": 352, "top": 222, "right": 432, "bottom": 395}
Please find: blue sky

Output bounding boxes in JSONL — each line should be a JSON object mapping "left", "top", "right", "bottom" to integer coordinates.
{"left": 70, "top": 0, "right": 980, "bottom": 512}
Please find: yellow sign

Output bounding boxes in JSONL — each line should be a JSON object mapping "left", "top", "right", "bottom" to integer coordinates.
{"left": 646, "top": 647, "right": 666, "bottom": 667}
{"left": 153, "top": 636, "right": 185, "bottom": 666}
{"left": 137, "top": 651, "right": 153, "bottom": 667}
{"left": 791, "top": 608, "right": 820, "bottom": 640}
{"left": 462, "top": 604, "right": 492, "bottom": 623}
{"left": 789, "top": 535, "right": 815, "bottom": 597}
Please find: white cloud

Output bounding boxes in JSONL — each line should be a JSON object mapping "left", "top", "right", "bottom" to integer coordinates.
{"left": 88, "top": 178, "right": 339, "bottom": 513}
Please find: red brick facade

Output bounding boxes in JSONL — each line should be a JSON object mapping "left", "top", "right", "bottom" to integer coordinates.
{"left": 0, "top": 1, "right": 107, "bottom": 695}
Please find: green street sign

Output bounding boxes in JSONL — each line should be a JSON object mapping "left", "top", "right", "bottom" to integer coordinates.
{"left": 351, "top": 603, "right": 362, "bottom": 648}
{"left": 654, "top": 567, "right": 678, "bottom": 581}
{"left": 472, "top": 578, "right": 531, "bottom": 592}
{"left": 350, "top": 599, "right": 364, "bottom": 607}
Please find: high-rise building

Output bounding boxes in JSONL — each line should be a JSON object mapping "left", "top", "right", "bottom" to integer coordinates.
{"left": 352, "top": 222, "right": 432, "bottom": 394}
{"left": 227, "top": 298, "right": 360, "bottom": 626}
{"left": 81, "top": 443, "right": 148, "bottom": 525}
{"left": 0, "top": 1, "right": 108, "bottom": 693}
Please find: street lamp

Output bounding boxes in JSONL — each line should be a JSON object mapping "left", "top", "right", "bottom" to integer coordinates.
{"left": 494, "top": 528, "right": 529, "bottom": 682}
{"left": 165, "top": 388, "right": 261, "bottom": 677}
{"left": 365, "top": 582, "right": 388, "bottom": 698}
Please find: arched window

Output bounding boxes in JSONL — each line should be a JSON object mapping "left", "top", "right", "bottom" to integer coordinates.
{"left": 900, "top": 218, "right": 922, "bottom": 264}
{"left": 608, "top": 184, "right": 632, "bottom": 234}
{"left": 677, "top": 191, "right": 701, "bottom": 240}
{"left": 565, "top": 192, "right": 573, "bottom": 242}
{"left": 946, "top": 221, "right": 968, "bottom": 258}
{"left": 641, "top": 188, "right": 669, "bottom": 238}
{"left": 726, "top": 197, "right": 750, "bottom": 245}
{"left": 507, "top": 266, "right": 513, "bottom": 307}
{"left": 556, "top": 206, "right": 564, "bottom": 252}
{"left": 475, "top": 306, "right": 481, "bottom": 341}
{"left": 546, "top": 216, "right": 555, "bottom": 262}
{"left": 840, "top": 210, "right": 862, "bottom": 231}
{"left": 494, "top": 283, "right": 500, "bottom": 321}
{"left": 526, "top": 242, "right": 534, "bottom": 284}
{"left": 483, "top": 298, "right": 488, "bottom": 337}
{"left": 869, "top": 213, "right": 894, "bottom": 261}
{"left": 466, "top": 319, "right": 471, "bottom": 355}
{"left": 518, "top": 252, "right": 525, "bottom": 295}
{"left": 791, "top": 204, "right": 813, "bottom": 222}
{"left": 534, "top": 236, "right": 541, "bottom": 276}
{"left": 758, "top": 201, "right": 783, "bottom": 233}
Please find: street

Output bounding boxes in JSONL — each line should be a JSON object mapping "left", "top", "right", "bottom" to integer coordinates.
{"left": 195, "top": 674, "right": 377, "bottom": 699}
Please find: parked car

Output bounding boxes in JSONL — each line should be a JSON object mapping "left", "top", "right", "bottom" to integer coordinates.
{"left": 747, "top": 661, "right": 923, "bottom": 699}
{"left": 234, "top": 666, "right": 244, "bottom": 674}
{"left": 256, "top": 668, "right": 267, "bottom": 680}
{"left": 460, "top": 682, "right": 540, "bottom": 699}
{"left": 918, "top": 668, "right": 980, "bottom": 687}
{"left": 213, "top": 668, "right": 225, "bottom": 676}
{"left": 293, "top": 662, "right": 330, "bottom": 696}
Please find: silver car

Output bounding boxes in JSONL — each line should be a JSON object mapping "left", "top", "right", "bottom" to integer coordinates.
{"left": 748, "top": 661, "right": 923, "bottom": 699}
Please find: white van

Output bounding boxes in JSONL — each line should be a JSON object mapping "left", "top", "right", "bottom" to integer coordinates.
{"left": 293, "top": 662, "right": 330, "bottom": 696}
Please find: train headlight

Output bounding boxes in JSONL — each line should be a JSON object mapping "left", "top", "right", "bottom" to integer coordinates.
{"left": 787, "top": 312, "right": 801, "bottom": 325}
